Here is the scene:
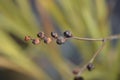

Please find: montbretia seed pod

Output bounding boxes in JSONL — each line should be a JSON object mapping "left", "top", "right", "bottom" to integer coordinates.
{"left": 24, "top": 36, "right": 31, "bottom": 41}
{"left": 56, "top": 36, "right": 66, "bottom": 45}
{"left": 63, "top": 31, "right": 72, "bottom": 38}
{"left": 51, "top": 32, "right": 58, "bottom": 39}
{"left": 72, "top": 68, "right": 80, "bottom": 75}
{"left": 32, "top": 38, "right": 40, "bottom": 45}
{"left": 37, "top": 32, "right": 45, "bottom": 39}
{"left": 87, "top": 63, "right": 95, "bottom": 71}
{"left": 44, "top": 37, "right": 52, "bottom": 44}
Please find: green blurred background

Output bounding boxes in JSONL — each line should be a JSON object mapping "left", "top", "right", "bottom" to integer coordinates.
{"left": 0, "top": 0, "right": 120, "bottom": 80}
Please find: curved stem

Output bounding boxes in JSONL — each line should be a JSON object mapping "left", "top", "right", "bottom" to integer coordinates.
{"left": 76, "top": 40, "right": 106, "bottom": 77}
{"left": 72, "top": 34, "right": 120, "bottom": 42}
{"left": 89, "top": 40, "right": 106, "bottom": 63}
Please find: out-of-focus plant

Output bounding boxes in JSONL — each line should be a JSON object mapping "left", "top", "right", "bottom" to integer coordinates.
{"left": 0, "top": 0, "right": 119, "bottom": 80}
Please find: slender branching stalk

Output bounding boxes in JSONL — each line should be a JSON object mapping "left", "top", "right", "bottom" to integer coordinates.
{"left": 72, "top": 34, "right": 120, "bottom": 78}
{"left": 75, "top": 40, "right": 106, "bottom": 77}
{"left": 72, "top": 34, "right": 120, "bottom": 41}
{"left": 25, "top": 31, "right": 120, "bottom": 80}
{"left": 72, "top": 37, "right": 103, "bottom": 41}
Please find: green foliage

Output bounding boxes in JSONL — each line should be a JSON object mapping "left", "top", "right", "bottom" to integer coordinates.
{"left": 0, "top": 0, "right": 119, "bottom": 80}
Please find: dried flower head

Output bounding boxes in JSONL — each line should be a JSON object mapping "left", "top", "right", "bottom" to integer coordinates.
{"left": 63, "top": 31, "right": 72, "bottom": 38}
{"left": 24, "top": 36, "right": 31, "bottom": 41}
{"left": 44, "top": 37, "right": 52, "bottom": 44}
{"left": 87, "top": 63, "right": 95, "bottom": 71}
{"left": 32, "top": 38, "right": 40, "bottom": 45}
{"left": 72, "top": 68, "right": 80, "bottom": 75}
{"left": 37, "top": 32, "right": 45, "bottom": 39}
{"left": 51, "top": 32, "right": 58, "bottom": 39}
{"left": 56, "top": 36, "right": 66, "bottom": 45}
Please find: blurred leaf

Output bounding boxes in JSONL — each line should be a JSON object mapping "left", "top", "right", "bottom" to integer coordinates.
{"left": 0, "top": 0, "right": 119, "bottom": 80}
{"left": 0, "top": 30, "right": 51, "bottom": 80}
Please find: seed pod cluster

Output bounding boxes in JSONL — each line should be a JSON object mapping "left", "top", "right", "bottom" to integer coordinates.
{"left": 37, "top": 31, "right": 52, "bottom": 44}
{"left": 24, "top": 31, "right": 52, "bottom": 45}
{"left": 51, "top": 32, "right": 65, "bottom": 45}
{"left": 51, "top": 30, "right": 72, "bottom": 45}
{"left": 24, "top": 30, "right": 72, "bottom": 45}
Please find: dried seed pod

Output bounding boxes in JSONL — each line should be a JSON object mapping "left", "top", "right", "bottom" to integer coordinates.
{"left": 32, "top": 38, "right": 40, "bottom": 45}
{"left": 63, "top": 31, "right": 72, "bottom": 38}
{"left": 37, "top": 32, "right": 45, "bottom": 39}
{"left": 51, "top": 32, "right": 58, "bottom": 39}
{"left": 87, "top": 63, "right": 95, "bottom": 71}
{"left": 74, "top": 76, "right": 84, "bottom": 80}
{"left": 24, "top": 36, "right": 31, "bottom": 41}
{"left": 56, "top": 36, "right": 66, "bottom": 45}
{"left": 72, "top": 68, "right": 80, "bottom": 75}
{"left": 44, "top": 37, "right": 52, "bottom": 44}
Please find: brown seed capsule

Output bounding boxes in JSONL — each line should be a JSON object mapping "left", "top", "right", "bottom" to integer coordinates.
{"left": 32, "top": 38, "right": 40, "bottom": 45}
{"left": 63, "top": 31, "right": 72, "bottom": 38}
{"left": 56, "top": 36, "right": 66, "bottom": 45}
{"left": 87, "top": 63, "right": 95, "bottom": 71}
{"left": 74, "top": 76, "right": 84, "bottom": 80}
{"left": 51, "top": 32, "right": 58, "bottom": 39}
{"left": 37, "top": 32, "right": 45, "bottom": 39}
{"left": 72, "top": 68, "right": 80, "bottom": 75}
{"left": 24, "top": 36, "right": 31, "bottom": 41}
{"left": 44, "top": 37, "right": 52, "bottom": 44}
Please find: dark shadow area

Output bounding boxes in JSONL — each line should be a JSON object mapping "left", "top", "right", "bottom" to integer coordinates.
{"left": 0, "top": 67, "right": 34, "bottom": 80}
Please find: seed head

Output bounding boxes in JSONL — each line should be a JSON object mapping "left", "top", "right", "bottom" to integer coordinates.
{"left": 56, "top": 36, "right": 66, "bottom": 45}
{"left": 37, "top": 32, "right": 45, "bottom": 39}
{"left": 24, "top": 36, "right": 31, "bottom": 41}
{"left": 72, "top": 68, "right": 80, "bottom": 75}
{"left": 87, "top": 63, "right": 95, "bottom": 71}
{"left": 63, "top": 31, "right": 72, "bottom": 38}
{"left": 74, "top": 76, "right": 84, "bottom": 80}
{"left": 51, "top": 32, "right": 58, "bottom": 39}
{"left": 44, "top": 37, "right": 52, "bottom": 44}
{"left": 32, "top": 38, "right": 40, "bottom": 45}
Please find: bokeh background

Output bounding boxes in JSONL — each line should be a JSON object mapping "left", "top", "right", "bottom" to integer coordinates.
{"left": 0, "top": 0, "right": 120, "bottom": 80}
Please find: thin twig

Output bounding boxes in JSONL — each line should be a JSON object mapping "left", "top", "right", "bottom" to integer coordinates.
{"left": 72, "top": 37, "right": 103, "bottom": 41}
{"left": 89, "top": 40, "right": 106, "bottom": 63}
{"left": 69, "top": 34, "right": 120, "bottom": 77}
{"left": 106, "top": 34, "right": 120, "bottom": 40}
{"left": 72, "top": 34, "right": 120, "bottom": 42}
{"left": 76, "top": 40, "right": 106, "bottom": 77}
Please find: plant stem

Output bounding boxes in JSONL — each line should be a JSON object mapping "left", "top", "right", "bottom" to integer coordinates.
{"left": 72, "top": 37, "right": 103, "bottom": 41}
{"left": 76, "top": 40, "right": 106, "bottom": 77}
{"left": 89, "top": 40, "right": 106, "bottom": 63}
{"left": 71, "top": 34, "right": 120, "bottom": 77}
{"left": 72, "top": 34, "right": 120, "bottom": 41}
{"left": 106, "top": 35, "right": 120, "bottom": 40}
